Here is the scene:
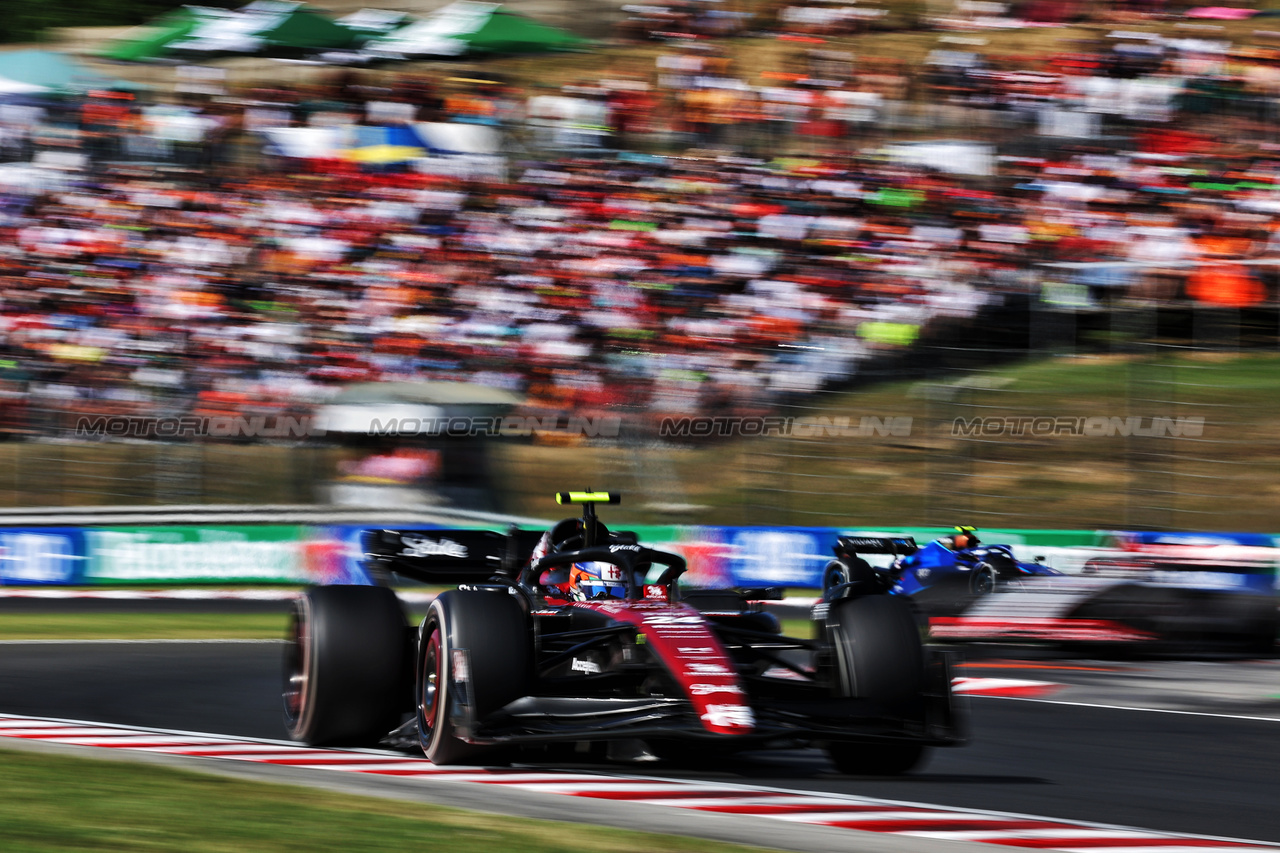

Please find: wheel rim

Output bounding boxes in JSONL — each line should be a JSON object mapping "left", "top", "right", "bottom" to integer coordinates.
{"left": 824, "top": 562, "right": 848, "bottom": 591}
{"left": 419, "top": 626, "right": 443, "bottom": 743}
{"left": 974, "top": 568, "right": 996, "bottom": 595}
{"left": 282, "top": 601, "right": 310, "bottom": 728}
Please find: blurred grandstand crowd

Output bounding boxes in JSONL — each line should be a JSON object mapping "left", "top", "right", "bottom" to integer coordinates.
{"left": 3, "top": 18, "right": 1280, "bottom": 439}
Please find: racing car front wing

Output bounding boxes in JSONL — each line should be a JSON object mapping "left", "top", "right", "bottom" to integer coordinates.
{"left": 450, "top": 650, "right": 965, "bottom": 748}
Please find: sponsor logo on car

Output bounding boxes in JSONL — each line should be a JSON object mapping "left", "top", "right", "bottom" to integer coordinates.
{"left": 687, "top": 662, "right": 732, "bottom": 675}
{"left": 644, "top": 614, "right": 704, "bottom": 626}
{"left": 400, "top": 536, "right": 468, "bottom": 559}
{"left": 689, "top": 683, "right": 745, "bottom": 696}
{"left": 700, "top": 704, "right": 755, "bottom": 729}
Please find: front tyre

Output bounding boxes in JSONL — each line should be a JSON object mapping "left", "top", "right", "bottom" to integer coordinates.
{"left": 418, "top": 590, "right": 531, "bottom": 765}
{"left": 969, "top": 563, "right": 999, "bottom": 595}
{"left": 283, "top": 585, "right": 407, "bottom": 746}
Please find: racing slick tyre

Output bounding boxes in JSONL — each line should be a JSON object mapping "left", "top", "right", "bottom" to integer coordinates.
{"left": 826, "top": 594, "right": 928, "bottom": 775}
{"left": 969, "top": 563, "right": 999, "bottom": 596}
{"left": 823, "top": 559, "right": 852, "bottom": 591}
{"left": 283, "top": 584, "right": 408, "bottom": 747}
{"left": 418, "top": 589, "right": 531, "bottom": 765}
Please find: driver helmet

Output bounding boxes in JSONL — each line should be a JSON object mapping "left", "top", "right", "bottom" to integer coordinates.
{"left": 532, "top": 518, "right": 618, "bottom": 600}
{"left": 951, "top": 525, "right": 979, "bottom": 550}
{"left": 569, "top": 561, "right": 628, "bottom": 600}
{"left": 532, "top": 517, "right": 611, "bottom": 564}
{"left": 547, "top": 517, "right": 609, "bottom": 551}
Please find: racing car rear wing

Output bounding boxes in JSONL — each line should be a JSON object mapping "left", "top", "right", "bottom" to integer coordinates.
{"left": 835, "top": 535, "right": 918, "bottom": 557}
{"left": 362, "top": 528, "right": 543, "bottom": 584}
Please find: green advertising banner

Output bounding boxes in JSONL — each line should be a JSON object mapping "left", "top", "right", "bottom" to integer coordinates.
{"left": 84, "top": 526, "right": 309, "bottom": 584}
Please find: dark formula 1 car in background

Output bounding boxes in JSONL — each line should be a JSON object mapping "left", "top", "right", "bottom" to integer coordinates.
{"left": 930, "top": 553, "right": 1279, "bottom": 652}
{"left": 825, "top": 533, "right": 1278, "bottom": 653}
{"left": 283, "top": 492, "right": 965, "bottom": 774}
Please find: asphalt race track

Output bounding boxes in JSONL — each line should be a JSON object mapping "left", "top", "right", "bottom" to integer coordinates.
{"left": 1, "top": 635, "right": 1278, "bottom": 847}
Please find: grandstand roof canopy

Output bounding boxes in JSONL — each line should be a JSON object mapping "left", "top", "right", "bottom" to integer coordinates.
{"left": 99, "top": 6, "right": 213, "bottom": 62}
{"left": 0, "top": 50, "right": 137, "bottom": 94}
{"left": 364, "top": 1, "right": 589, "bottom": 58}
{"left": 98, "top": 1, "right": 585, "bottom": 62}
{"left": 102, "top": 1, "right": 363, "bottom": 61}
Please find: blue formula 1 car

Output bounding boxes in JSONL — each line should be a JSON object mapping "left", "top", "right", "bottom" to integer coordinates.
{"left": 822, "top": 528, "right": 1062, "bottom": 617}
{"left": 825, "top": 531, "right": 1277, "bottom": 653}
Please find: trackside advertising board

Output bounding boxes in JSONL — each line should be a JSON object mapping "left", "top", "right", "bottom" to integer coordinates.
{"left": 0, "top": 528, "right": 86, "bottom": 585}
{"left": 84, "top": 526, "right": 309, "bottom": 584}
{"left": 0, "top": 522, "right": 1276, "bottom": 588}
{"left": 631, "top": 526, "right": 1112, "bottom": 589}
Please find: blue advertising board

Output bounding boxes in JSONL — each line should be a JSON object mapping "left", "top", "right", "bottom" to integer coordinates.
{"left": 0, "top": 527, "right": 86, "bottom": 585}
{"left": 719, "top": 526, "right": 838, "bottom": 588}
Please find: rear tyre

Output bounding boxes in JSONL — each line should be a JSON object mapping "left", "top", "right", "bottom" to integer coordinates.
{"left": 823, "top": 559, "right": 851, "bottom": 592}
{"left": 283, "top": 585, "right": 407, "bottom": 746}
{"left": 825, "top": 594, "right": 928, "bottom": 775}
{"left": 823, "top": 558, "right": 878, "bottom": 595}
{"left": 418, "top": 590, "right": 531, "bottom": 765}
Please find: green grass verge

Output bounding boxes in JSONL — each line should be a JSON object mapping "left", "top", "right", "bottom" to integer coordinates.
{"left": 0, "top": 748, "right": 782, "bottom": 853}
{"left": 0, "top": 612, "right": 444, "bottom": 641}
{"left": 0, "top": 613, "right": 292, "bottom": 641}
{"left": 780, "top": 618, "right": 813, "bottom": 639}
{"left": 0, "top": 612, "right": 808, "bottom": 641}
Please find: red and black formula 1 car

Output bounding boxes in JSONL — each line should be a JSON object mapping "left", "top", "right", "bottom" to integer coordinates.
{"left": 283, "top": 492, "right": 965, "bottom": 774}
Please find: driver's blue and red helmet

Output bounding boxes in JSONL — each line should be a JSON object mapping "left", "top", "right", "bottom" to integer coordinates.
{"left": 569, "top": 562, "right": 628, "bottom": 600}
{"left": 533, "top": 517, "right": 627, "bottom": 600}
